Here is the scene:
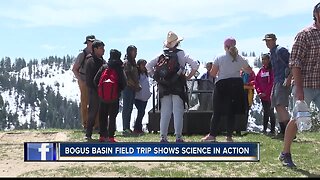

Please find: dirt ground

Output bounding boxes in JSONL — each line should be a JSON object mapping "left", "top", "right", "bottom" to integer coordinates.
{"left": 0, "top": 131, "right": 158, "bottom": 177}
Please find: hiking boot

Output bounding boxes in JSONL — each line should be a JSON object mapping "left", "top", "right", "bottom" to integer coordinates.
{"left": 279, "top": 152, "right": 296, "bottom": 168}
{"left": 122, "top": 129, "right": 133, "bottom": 137}
{"left": 226, "top": 136, "right": 233, "bottom": 142}
{"left": 201, "top": 134, "right": 217, "bottom": 142}
{"left": 108, "top": 137, "right": 118, "bottom": 143}
{"left": 99, "top": 136, "right": 108, "bottom": 142}
{"left": 272, "top": 133, "right": 284, "bottom": 140}
{"left": 268, "top": 131, "right": 276, "bottom": 136}
{"left": 133, "top": 129, "right": 145, "bottom": 136}
{"left": 160, "top": 138, "right": 169, "bottom": 143}
{"left": 176, "top": 138, "right": 185, "bottom": 143}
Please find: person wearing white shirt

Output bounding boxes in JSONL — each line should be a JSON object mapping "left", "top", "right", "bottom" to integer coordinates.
{"left": 201, "top": 37, "right": 252, "bottom": 142}
{"left": 146, "top": 31, "right": 199, "bottom": 142}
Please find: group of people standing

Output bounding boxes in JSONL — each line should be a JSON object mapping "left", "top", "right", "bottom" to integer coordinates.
{"left": 72, "top": 36, "right": 152, "bottom": 142}
{"left": 199, "top": 33, "right": 292, "bottom": 141}
{"left": 204, "top": 2, "right": 320, "bottom": 169}
{"left": 71, "top": 2, "right": 320, "bottom": 169}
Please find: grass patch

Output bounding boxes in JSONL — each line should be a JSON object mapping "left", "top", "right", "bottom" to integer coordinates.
{"left": 2, "top": 129, "right": 320, "bottom": 177}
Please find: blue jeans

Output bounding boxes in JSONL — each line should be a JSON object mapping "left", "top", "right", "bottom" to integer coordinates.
{"left": 122, "top": 87, "right": 135, "bottom": 130}
{"left": 134, "top": 99, "right": 148, "bottom": 131}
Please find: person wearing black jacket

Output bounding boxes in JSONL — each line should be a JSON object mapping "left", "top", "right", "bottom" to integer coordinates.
{"left": 84, "top": 40, "right": 106, "bottom": 141}
{"left": 94, "top": 49, "right": 127, "bottom": 142}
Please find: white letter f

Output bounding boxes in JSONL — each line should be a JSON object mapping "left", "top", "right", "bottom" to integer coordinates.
{"left": 38, "top": 143, "right": 50, "bottom": 160}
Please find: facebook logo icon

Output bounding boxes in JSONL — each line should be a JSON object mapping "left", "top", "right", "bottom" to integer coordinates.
{"left": 25, "top": 143, "right": 56, "bottom": 161}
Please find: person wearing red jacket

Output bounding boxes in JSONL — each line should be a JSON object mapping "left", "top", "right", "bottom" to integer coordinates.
{"left": 255, "top": 53, "right": 276, "bottom": 134}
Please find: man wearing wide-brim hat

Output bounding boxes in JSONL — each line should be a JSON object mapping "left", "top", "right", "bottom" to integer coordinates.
{"left": 163, "top": 31, "right": 184, "bottom": 49}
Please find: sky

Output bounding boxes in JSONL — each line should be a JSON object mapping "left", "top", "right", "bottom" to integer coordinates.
{"left": 0, "top": 0, "right": 319, "bottom": 63}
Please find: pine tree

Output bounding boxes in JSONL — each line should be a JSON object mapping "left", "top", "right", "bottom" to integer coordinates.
{"left": 4, "top": 57, "right": 12, "bottom": 72}
{"left": 12, "top": 112, "right": 20, "bottom": 130}
{"left": 27, "top": 61, "right": 32, "bottom": 80}
{"left": 29, "top": 112, "right": 37, "bottom": 129}
{"left": 39, "top": 99, "right": 48, "bottom": 124}
{"left": 38, "top": 84, "right": 45, "bottom": 101}
{"left": 13, "top": 58, "right": 26, "bottom": 72}
{"left": 0, "top": 95, "right": 7, "bottom": 130}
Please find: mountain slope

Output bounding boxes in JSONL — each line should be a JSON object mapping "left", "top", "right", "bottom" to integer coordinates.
{"left": 1, "top": 56, "right": 266, "bottom": 132}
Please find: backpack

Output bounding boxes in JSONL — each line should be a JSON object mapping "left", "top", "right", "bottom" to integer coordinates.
{"left": 241, "top": 72, "right": 250, "bottom": 84}
{"left": 79, "top": 49, "right": 88, "bottom": 74}
{"left": 154, "top": 49, "right": 182, "bottom": 83}
{"left": 275, "top": 46, "right": 291, "bottom": 78}
{"left": 97, "top": 67, "right": 119, "bottom": 103}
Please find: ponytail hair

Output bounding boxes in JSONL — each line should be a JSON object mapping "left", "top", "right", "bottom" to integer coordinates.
{"left": 224, "top": 37, "right": 238, "bottom": 62}
{"left": 228, "top": 46, "right": 238, "bottom": 62}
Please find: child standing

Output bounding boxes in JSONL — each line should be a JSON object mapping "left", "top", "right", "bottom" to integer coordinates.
{"left": 94, "top": 49, "right": 127, "bottom": 142}
{"left": 255, "top": 53, "right": 276, "bottom": 134}
{"left": 239, "top": 68, "right": 256, "bottom": 136}
{"left": 133, "top": 59, "right": 152, "bottom": 135}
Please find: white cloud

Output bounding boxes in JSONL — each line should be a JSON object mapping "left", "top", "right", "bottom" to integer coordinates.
{"left": 41, "top": 44, "right": 66, "bottom": 51}
{"left": 108, "top": 16, "right": 249, "bottom": 44}
{"left": 1, "top": 0, "right": 318, "bottom": 62}
{"left": 0, "top": 0, "right": 318, "bottom": 27}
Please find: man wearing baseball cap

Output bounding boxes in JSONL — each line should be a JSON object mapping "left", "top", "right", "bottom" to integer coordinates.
{"left": 84, "top": 35, "right": 96, "bottom": 44}
{"left": 262, "top": 33, "right": 277, "bottom": 41}
{"left": 263, "top": 32, "right": 291, "bottom": 141}
{"left": 72, "top": 34, "right": 99, "bottom": 132}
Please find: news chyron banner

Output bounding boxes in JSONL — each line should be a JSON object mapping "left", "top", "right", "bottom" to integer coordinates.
{"left": 24, "top": 142, "right": 259, "bottom": 162}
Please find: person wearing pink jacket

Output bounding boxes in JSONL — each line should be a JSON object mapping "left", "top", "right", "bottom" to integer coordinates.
{"left": 255, "top": 53, "right": 276, "bottom": 134}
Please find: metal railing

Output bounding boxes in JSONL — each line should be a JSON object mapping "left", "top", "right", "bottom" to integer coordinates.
{"left": 151, "top": 78, "right": 214, "bottom": 112}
